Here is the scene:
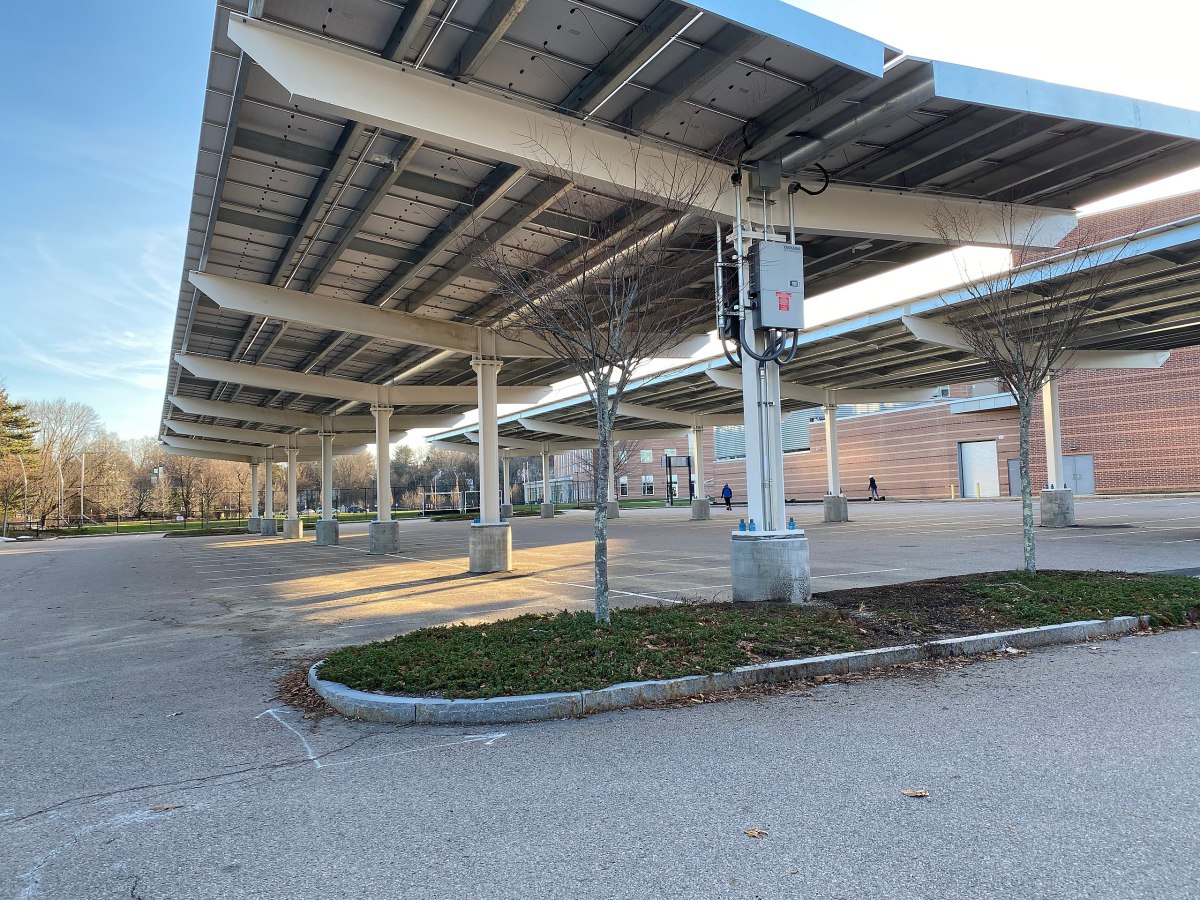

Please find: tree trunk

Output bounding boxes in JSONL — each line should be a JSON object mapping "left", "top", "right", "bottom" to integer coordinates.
{"left": 593, "top": 393, "right": 612, "bottom": 624}
{"left": 1018, "top": 396, "right": 1036, "bottom": 573}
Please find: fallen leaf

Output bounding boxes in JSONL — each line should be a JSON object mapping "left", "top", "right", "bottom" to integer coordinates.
{"left": 744, "top": 828, "right": 768, "bottom": 839}
{"left": 1003, "top": 647, "right": 1024, "bottom": 656}
{"left": 166, "top": 711, "right": 183, "bottom": 717}
{"left": 900, "top": 789, "right": 930, "bottom": 798}
{"left": 151, "top": 804, "right": 183, "bottom": 813}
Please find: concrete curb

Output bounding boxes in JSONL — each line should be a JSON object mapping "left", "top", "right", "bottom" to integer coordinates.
{"left": 309, "top": 615, "right": 1148, "bottom": 725}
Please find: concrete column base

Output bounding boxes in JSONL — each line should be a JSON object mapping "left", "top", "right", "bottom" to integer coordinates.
{"left": 540, "top": 503, "right": 555, "bottom": 519}
{"left": 823, "top": 495, "right": 849, "bottom": 523}
{"left": 469, "top": 522, "right": 512, "bottom": 573}
{"left": 690, "top": 499, "right": 710, "bottom": 520}
{"left": 730, "top": 531, "right": 812, "bottom": 603}
{"left": 607, "top": 501, "right": 620, "bottom": 519}
{"left": 1040, "top": 488, "right": 1076, "bottom": 528}
{"left": 260, "top": 518, "right": 278, "bottom": 536}
{"left": 246, "top": 517, "right": 261, "bottom": 533}
{"left": 369, "top": 520, "right": 399, "bottom": 554}
{"left": 500, "top": 503, "right": 513, "bottom": 519}
{"left": 282, "top": 518, "right": 303, "bottom": 539}
{"left": 314, "top": 520, "right": 340, "bottom": 546}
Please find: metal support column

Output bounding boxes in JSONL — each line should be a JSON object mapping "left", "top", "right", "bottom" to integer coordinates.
{"left": 471, "top": 356, "right": 502, "bottom": 524}
{"left": 1043, "top": 377, "right": 1064, "bottom": 490}
{"left": 1040, "top": 375, "right": 1075, "bottom": 527}
{"left": 540, "top": 444, "right": 553, "bottom": 517}
{"left": 247, "top": 461, "right": 261, "bottom": 532}
{"left": 315, "top": 419, "right": 338, "bottom": 545}
{"left": 261, "top": 451, "right": 277, "bottom": 535}
{"left": 283, "top": 445, "right": 303, "bottom": 538}
{"left": 689, "top": 417, "right": 709, "bottom": 520}
{"left": 823, "top": 392, "right": 848, "bottom": 522}
{"left": 606, "top": 441, "right": 619, "bottom": 519}
{"left": 469, "top": 352, "right": 510, "bottom": 572}
{"left": 501, "top": 451, "right": 513, "bottom": 517}
{"left": 369, "top": 400, "right": 398, "bottom": 553}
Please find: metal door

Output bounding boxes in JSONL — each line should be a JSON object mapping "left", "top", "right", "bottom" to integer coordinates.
{"left": 1064, "top": 454, "right": 1095, "bottom": 494}
{"left": 959, "top": 440, "right": 1001, "bottom": 498}
{"left": 1007, "top": 459, "right": 1021, "bottom": 496}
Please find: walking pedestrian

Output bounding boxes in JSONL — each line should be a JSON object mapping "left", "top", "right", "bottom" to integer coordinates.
{"left": 868, "top": 476, "right": 881, "bottom": 501}
{"left": 721, "top": 483, "right": 733, "bottom": 510}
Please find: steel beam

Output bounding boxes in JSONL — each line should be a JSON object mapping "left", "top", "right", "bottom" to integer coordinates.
{"left": 226, "top": 17, "right": 1074, "bottom": 248}
{"left": 516, "top": 418, "right": 685, "bottom": 441}
{"left": 167, "top": 395, "right": 462, "bottom": 431}
{"left": 190, "top": 270, "right": 553, "bottom": 357}
{"left": 164, "top": 420, "right": 403, "bottom": 447}
{"left": 902, "top": 315, "right": 1171, "bottom": 370}
{"left": 174, "top": 353, "right": 549, "bottom": 405}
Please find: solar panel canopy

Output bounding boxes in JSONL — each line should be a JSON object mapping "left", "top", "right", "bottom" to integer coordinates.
{"left": 164, "top": 0, "right": 1200, "bottom": 454}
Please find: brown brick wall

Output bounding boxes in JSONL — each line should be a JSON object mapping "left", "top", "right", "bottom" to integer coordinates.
{"left": 595, "top": 345, "right": 1200, "bottom": 500}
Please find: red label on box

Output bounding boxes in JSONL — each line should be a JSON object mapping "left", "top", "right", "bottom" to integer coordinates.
{"left": 776, "top": 291, "right": 791, "bottom": 311}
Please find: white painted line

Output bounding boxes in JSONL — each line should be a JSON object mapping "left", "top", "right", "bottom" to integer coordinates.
{"left": 811, "top": 567, "right": 906, "bottom": 579}
{"left": 256, "top": 708, "right": 322, "bottom": 768}
{"left": 318, "top": 732, "right": 506, "bottom": 770}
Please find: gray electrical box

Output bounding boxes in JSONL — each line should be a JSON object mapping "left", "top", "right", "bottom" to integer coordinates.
{"left": 748, "top": 241, "right": 805, "bottom": 331}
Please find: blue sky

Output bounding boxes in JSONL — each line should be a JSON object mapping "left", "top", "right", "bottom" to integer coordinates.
{"left": 0, "top": 2, "right": 212, "bottom": 437}
{"left": 2, "top": 1, "right": 1198, "bottom": 439}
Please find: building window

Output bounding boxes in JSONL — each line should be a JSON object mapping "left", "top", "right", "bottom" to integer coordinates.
{"left": 641, "top": 475, "right": 654, "bottom": 496}
{"left": 619, "top": 476, "right": 629, "bottom": 497}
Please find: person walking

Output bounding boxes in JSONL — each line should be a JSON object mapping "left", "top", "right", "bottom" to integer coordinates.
{"left": 721, "top": 483, "right": 733, "bottom": 510}
{"left": 868, "top": 476, "right": 881, "bottom": 501}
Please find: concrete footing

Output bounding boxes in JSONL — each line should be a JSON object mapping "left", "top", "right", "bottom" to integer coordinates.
{"left": 314, "top": 519, "right": 340, "bottom": 546}
{"left": 730, "top": 530, "right": 812, "bottom": 603}
{"left": 246, "top": 517, "right": 261, "bottom": 533}
{"left": 607, "top": 501, "right": 620, "bottom": 519}
{"left": 369, "top": 520, "right": 399, "bottom": 554}
{"left": 823, "top": 494, "right": 849, "bottom": 523}
{"left": 540, "top": 503, "right": 555, "bottom": 519}
{"left": 260, "top": 518, "right": 278, "bottom": 536}
{"left": 469, "top": 522, "right": 512, "bottom": 573}
{"left": 282, "top": 518, "right": 303, "bottom": 539}
{"left": 500, "top": 503, "right": 513, "bottom": 519}
{"left": 690, "top": 499, "right": 710, "bottom": 521}
{"left": 1040, "top": 488, "right": 1076, "bottom": 527}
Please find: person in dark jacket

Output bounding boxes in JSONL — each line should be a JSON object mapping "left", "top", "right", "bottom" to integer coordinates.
{"left": 721, "top": 483, "right": 733, "bottom": 510}
{"left": 868, "top": 476, "right": 881, "bottom": 500}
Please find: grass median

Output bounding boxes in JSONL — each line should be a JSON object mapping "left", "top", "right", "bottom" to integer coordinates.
{"left": 316, "top": 570, "right": 1200, "bottom": 700}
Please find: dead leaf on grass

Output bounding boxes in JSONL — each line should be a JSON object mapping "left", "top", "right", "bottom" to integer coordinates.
{"left": 744, "top": 828, "right": 768, "bottom": 839}
{"left": 151, "top": 804, "right": 183, "bottom": 813}
{"left": 900, "top": 789, "right": 930, "bottom": 799}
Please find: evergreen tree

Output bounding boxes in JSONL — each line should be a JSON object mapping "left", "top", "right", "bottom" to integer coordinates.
{"left": 0, "top": 383, "right": 38, "bottom": 454}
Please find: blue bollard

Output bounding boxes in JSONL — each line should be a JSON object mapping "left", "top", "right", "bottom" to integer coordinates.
{"left": 738, "top": 518, "right": 746, "bottom": 532}
{"left": 788, "top": 517, "right": 796, "bottom": 530}
{"left": 748, "top": 519, "right": 757, "bottom": 532}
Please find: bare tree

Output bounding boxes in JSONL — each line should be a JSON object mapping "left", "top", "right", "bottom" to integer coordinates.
{"left": 332, "top": 450, "right": 375, "bottom": 510}
{"left": 928, "top": 205, "right": 1138, "bottom": 572}
{"left": 474, "top": 128, "right": 724, "bottom": 622}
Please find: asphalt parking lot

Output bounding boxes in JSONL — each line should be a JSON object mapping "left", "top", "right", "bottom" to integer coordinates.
{"left": 2, "top": 497, "right": 1197, "bottom": 899}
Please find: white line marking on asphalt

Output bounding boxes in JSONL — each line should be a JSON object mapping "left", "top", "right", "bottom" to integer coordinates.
{"left": 811, "top": 567, "right": 907, "bottom": 579}
{"left": 1163, "top": 538, "right": 1200, "bottom": 544}
{"left": 256, "top": 708, "right": 322, "bottom": 768}
{"left": 318, "top": 732, "right": 507, "bottom": 770}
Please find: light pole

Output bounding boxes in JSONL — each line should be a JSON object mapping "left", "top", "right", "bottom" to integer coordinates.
{"left": 16, "top": 453, "right": 28, "bottom": 528}
{"left": 56, "top": 457, "right": 64, "bottom": 528}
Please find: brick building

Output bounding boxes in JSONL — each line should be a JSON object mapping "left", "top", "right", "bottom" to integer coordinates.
{"left": 565, "top": 194, "right": 1200, "bottom": 503}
